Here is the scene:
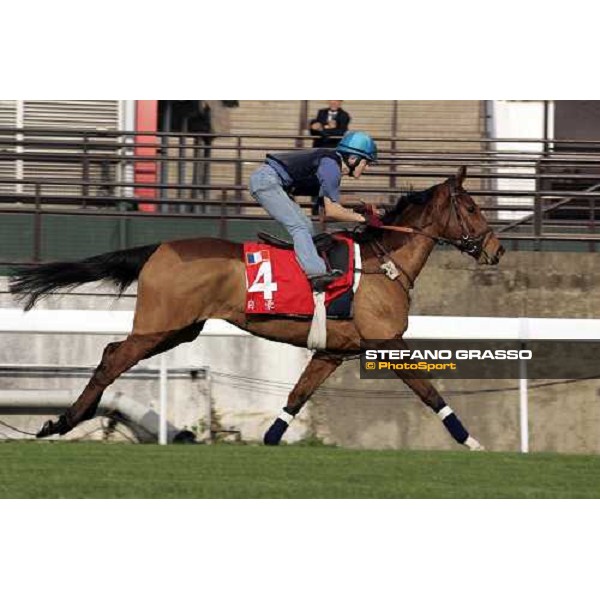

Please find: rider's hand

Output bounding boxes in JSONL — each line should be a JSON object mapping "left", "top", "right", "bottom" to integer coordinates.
{"left": 355, "top": 203, "right": 383, "bottom": 217}
{"left": 354, "top": 203, "right": 372, "bottom": 216}
{"left": 364, "top": 213, "right": 385, "bottom": 228}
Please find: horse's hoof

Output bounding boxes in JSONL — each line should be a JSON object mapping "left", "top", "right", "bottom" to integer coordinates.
{"left": 36, "top": 415, "right": 71, "bottom": 438}
{"left": 36, "top": 420, "right": 57, "bottom": 438}
{"left": 264, "top": 418, "right": 289, "bottom": 446}
{"left": 465, "top": 436, "right": 485, "bottom": 451}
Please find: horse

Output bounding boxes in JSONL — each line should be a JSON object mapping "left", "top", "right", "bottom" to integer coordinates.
{"left": 9, "top": 166, "right": 504, "bottom": 448}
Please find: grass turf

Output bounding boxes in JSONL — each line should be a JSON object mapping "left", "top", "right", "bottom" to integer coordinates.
{"left": 1, "top": 442, "right": 599, "bottom": 498}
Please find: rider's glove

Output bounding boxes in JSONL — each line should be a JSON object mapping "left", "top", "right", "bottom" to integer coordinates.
{"left": 355, "top": 203, "right": 378, "bottom": 216}
{"left": 364, "top": 213, "right": 384, "bottom": 228}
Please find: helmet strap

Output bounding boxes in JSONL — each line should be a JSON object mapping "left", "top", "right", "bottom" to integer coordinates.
{"left": 342, "top": 154, "right": 359, "bottom": 176}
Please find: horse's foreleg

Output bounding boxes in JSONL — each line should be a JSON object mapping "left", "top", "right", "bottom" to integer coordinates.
{"left": 399, "top": 376, "right": 484, "bottom": 450}
{"left": 264, "top": 352, "right": 343, "bottom": 445}
{"left": 372, "top": 335, "right": 483, "bottom": 451}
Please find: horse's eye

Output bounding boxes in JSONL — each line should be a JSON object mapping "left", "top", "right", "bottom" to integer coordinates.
{"left": 467, "top": 205, "right": 476, "bottom": 213}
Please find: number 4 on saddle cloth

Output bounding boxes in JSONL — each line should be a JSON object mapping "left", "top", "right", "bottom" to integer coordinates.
{"left": 244, "top": 232, "right": 361, "bottom": 319}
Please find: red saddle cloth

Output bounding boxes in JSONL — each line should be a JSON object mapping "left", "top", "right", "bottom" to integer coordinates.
{"left": 244, "top": 235, "right": 354, "bottom": 316}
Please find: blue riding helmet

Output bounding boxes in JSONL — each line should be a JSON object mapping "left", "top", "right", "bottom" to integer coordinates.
{"left": 336, "top": 131, "right": 378, "bottom": 163}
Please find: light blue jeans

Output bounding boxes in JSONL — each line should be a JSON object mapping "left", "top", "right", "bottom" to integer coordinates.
{"left": 249, "top": 164, "right": 327, "bottom": 276}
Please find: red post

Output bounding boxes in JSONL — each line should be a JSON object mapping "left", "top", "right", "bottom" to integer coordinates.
{"left": 135, "top": 100, "right": 158, "bottom": 212}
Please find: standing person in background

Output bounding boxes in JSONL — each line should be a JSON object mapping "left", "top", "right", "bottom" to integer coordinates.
{"left": 309, "top": 101, "right": 351, "bottom": 149}
{"left": 309, "top": 101, "right": 351, "bottom": 214}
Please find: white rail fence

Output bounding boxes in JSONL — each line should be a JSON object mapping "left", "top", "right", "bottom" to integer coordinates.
{"left": 2, "top": 309, "right": 600, "bottom": 451}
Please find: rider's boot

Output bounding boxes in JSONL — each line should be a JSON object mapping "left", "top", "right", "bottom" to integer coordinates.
{"left": 308, "top": 269, "right": 344, "bottom": 293}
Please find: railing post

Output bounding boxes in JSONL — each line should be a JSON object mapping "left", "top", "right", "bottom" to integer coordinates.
{"left": 33, "top": 182, "right": 42, "bottom": 263}
{"left": 159, "top": 132, "right": 169, "bottom": 213}
{"left": 15, "top": 105, "right": 24, "bottom": 195}
{"left": 297, "top": 101, "right": 308, "bottom": 149}
{"left": 390, "top": 101, "right": 398, "bottom": 202}
{"left": 82, "top": 133, "right": 89, "bottom": 207}
{"left": 177, "top": 130, "right": 187, "bottom": 212}
{"left": 519, "top": 343, "right": 529, "bottom": 454}
{"left": 160, "top": 101, "right": 173, "bottom": 214}
{"left": 220, "top": 189, "right": 228, "bottom": 239}
{"left": 191, "top": 134, "right": 200, "bottom": 206}
{"left": 534, "top": 163, "right": 543, "bottom": 251}
{"left": 517, "top": 320, "right": 530, "bottom": 454}
{"left": 159, "top": 354, "right": 168, "bottom": 445}
{"left": 589, "top": 196, "right": 596, "bottom": 253}
{"left": 543, "top": 100, "right": 550, "bottom": 158}
{"left": 235, "top": 135, "right": 243, "bottom": 215}
{"left": 235, "top": 136, "right": 242, "bottom": 189}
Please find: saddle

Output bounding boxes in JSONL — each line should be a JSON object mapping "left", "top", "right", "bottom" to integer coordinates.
{"left": 257, "top": 231, "right": 351, "bottom": 274}
{"left": 246, "top": 233, "right": 360, "bottom": 350}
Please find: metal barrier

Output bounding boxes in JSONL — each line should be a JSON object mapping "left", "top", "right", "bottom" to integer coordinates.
{"left": 1, "top": 127, "right": 599, "bottom": 261}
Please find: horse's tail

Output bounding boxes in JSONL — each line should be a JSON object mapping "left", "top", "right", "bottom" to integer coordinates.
{"left": 9, "top": 244, "right": 160, "bottom": 311}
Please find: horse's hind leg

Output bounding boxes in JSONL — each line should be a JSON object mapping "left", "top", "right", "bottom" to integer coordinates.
{"left": 144, "top": 322, "right": 205, "bottom": 360}
{"left": 37, "top": 322, "right": 205, "bottom": 438}
{"left": 37, "top": 332, "right": 168, "bottom": 437}
{"left": 264, "top": 352, "right": 343, "bottom": 445}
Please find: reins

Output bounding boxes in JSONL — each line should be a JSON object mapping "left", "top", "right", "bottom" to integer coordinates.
{"left": 378, "top": 224, "right": 445, "bottom": 244}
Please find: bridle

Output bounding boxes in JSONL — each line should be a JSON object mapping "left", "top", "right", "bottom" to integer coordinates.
{"left": 379, "top": 179, "right": 492, "bottom": 259}
{"left": 362, "top": 180, "right": 494, "bottom": 292}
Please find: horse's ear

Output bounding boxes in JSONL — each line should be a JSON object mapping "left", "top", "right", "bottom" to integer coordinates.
{"left": 456, "top": 166, "right": 467, "bottom": 187}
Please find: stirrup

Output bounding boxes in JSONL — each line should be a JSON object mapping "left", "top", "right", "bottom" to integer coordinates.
{"left": 309, "top": 269, "right": 343, "bottom": 293}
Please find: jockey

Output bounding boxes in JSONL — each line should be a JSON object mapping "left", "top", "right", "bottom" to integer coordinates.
{"left": 249, "top": 131, "right": 383, "bottom": 292}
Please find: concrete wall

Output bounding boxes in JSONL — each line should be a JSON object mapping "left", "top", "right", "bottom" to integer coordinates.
{"left": 411, "top": 249, "right": 600, "bottom": 319}
{"left": 1, "top": 249, "right": 600, "bottom": 452}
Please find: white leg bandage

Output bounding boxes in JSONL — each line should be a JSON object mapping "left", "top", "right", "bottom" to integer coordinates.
{"left": 437, "top": 406, "right": 454, "bottom": 421}
{"left": 278, "top": 411, "right": 295, "bottom": 425}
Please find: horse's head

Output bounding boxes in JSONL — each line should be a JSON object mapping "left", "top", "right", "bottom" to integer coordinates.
{"left": 432, "top": 166, "right": 504, "bottom": 265}
{"left": 382, "top": 166, "right": 504, "bottom": 264}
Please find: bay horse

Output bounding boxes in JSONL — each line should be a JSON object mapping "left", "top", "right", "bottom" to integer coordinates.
{"left": 9, "top": 166, "right": 504, "bottom": 448}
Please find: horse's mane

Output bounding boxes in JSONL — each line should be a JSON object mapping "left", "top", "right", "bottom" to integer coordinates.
{"left": 381, "top": 185, "right": 437, "bottom": 226}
